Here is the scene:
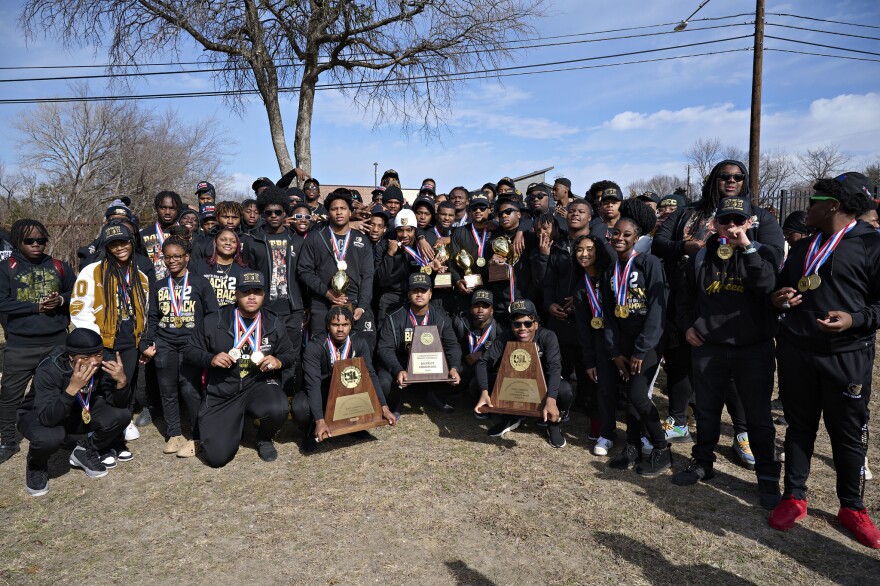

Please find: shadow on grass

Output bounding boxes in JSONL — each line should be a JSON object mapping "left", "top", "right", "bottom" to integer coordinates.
{"left": 590, "top": 459, "right": 879, "bottom": 583}
{"left": 443, "top": 560, "right": 496, "bottom": 586}
{"left": 595, "top": 531, "right": 756, "bottom": 585}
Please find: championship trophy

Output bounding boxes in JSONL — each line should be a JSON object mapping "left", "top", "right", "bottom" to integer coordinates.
{"left": 331, "top": 267, "right": 352, "bottom": 312}
{"left": 489, "top": 235, "right": 513, "bottom": 282}
{"left": 455, "top": 249, "right": 483, "bottom": 288}
{"left": 433, "top": 244, "right": 453, "bottom": 288}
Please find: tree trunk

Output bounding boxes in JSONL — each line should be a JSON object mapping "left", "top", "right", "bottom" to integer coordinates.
{"left": 263, "top": 86, "right": 294, "bottom": 175}
{"left": 293, "top": 72, "right": 317, "bottom": 179}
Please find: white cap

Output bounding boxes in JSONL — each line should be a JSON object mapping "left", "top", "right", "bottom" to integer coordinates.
{"left": 394, "top": 209, "right": 417, "bottom": 229}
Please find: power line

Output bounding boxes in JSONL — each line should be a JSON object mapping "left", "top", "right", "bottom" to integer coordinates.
{"left": 0, "top": 13, "right": 755, "bottom": 72}
{"left": 765, "top": 47, "right": 880, "bottom": 63}
{"left": 767, "top": 22, "right": 880, "bottom": 41}
{"left": 768, "top": 12, "right": 880, "bottom": 30}
{"left": 0, "top": 23, "right": 752, "bottom": 84}
{"left": 0, "top": 45, "right": 752, "bottom": 105}
{"left": 765, "top": 35, "right": 880, "bottom": 57}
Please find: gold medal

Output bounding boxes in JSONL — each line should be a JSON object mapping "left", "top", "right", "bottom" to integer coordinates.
{"left": 717, "top": 245, "right": 733, "bottom": 260}
{"left": 81, "top": 409, "right": 91, "bottom": 424}
{"left": 615, "top": 305, "right": 630, "bottom": 319}
{"left": 476, "top": 257, "right": 486, "bottom": 267}
{"left": 809, "top": 274, "right": 822, "bottom": 290}
{"left": 797, "top": 276, "right": 811, "bottom": 293}
{"left": 590, "top": 317, "right": 604, "bottom": 329}
{"left": 174, "top": 316, "right": 183, "bottom": 328}
{"left": 421, "top": 266, "right": 433, "bottom": 275}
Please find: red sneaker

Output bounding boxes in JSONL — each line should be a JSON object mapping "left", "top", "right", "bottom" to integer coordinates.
{"left": 768, "top": 496, "right": 808, "bottom": 531}
{"left": 838, "top": 507, "right": 880, "bottom": 549}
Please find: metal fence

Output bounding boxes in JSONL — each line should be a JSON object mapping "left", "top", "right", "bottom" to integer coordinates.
{"left": 757, "top": 189, "right": 812, "bottom": 223}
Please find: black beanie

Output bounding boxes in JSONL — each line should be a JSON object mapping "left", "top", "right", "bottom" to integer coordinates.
{"left": 66, "top": 328, "right": 104, "bottom": 355}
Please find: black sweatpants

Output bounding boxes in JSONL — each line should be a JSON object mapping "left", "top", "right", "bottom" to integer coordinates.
{"left": 198, "top": 382, "right": 288, "bottom": 468}
{"left": 310, "top": 305, "right": 377, "bottom": 351}
{"left": 277, "top": 310, "right": 304, "bottom": 396}
{"left": 18, "top": 396, "right": 130, "bottom": 466}
{"left": 593, "top": 349, "right": 618, "bottom": 441}
{"left": 0, "top": 334, "right": 66, "bottom": 444}
{"left": 105, "top": 347, "right": 139, "bottom": 412}
{"left": 378, "top": 369, "right": 462, "bottom": 411}
{"left": 662, "top": 330, "right": 693, "bottom": 427}
{"left": 777, "top": 341, "right": 871, "bottom": 509}
{"left": 622, "top": 346, "right": 665, "bottom": 449}
{"left": 154, "top": 341, "right": 202, "bottom": 438}
{"left": 691, "top": 340, "right": 780, "bottom": 481}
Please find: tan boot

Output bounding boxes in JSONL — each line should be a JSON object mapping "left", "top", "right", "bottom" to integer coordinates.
{"left": 164, "top": 435, "right": 186, "bottom": 454}
{"left": 176, "top": 440, "right": 197, "bottom": 458}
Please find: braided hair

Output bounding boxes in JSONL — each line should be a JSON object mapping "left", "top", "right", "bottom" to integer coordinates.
{"left": 619, "top": 198, "right": 657, "bottom": 236}
{"left": 153, "top": 190, "right": 183, "bottom": 214}
{"left": 326, "top": 305, "right": 355, "bottom": 328}
{"left": 10, "top": 219, "right": 49, "bottom": 251}
{"left": 99, "top": 219, "right": 147, "bottom": 330}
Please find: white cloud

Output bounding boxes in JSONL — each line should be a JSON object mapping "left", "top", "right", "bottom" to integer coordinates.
{"left": 602, "top": 103, "right": 745, "bottom": 131}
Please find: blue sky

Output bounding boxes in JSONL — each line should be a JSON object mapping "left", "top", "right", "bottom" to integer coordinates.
{"left": 0, "top": 0, "right": 878, "bottom": 196}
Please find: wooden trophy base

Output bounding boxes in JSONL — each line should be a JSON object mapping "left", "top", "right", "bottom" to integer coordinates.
{"left": 406, "top": 325, "right": 452, "bottom": 383}
{"left": 482, "top": 341, "right": 547, "bottom": 417}
{"left": 325, "top": 357, "right": 390, "bottom": 437}
{"left": 488, "top": 263, "right": 510, "bottom": 283}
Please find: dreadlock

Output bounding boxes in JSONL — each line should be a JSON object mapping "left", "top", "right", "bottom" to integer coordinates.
{"left": 10, "top": 219, "right": 49, "bottom": 251}
{"left": 99, "top": 225, "right": 147, "bottom": 331}
{"left": 216, "top": 200, "right": 242, "bottom": 218}
{"left": 153, "top": 190, "right": 183, "bottom": 213}
{"left": 326, "top": 305, "right": 355, "bottom": 328}
{"left": 620, "top": 198, "right": 657, "bottom": 236}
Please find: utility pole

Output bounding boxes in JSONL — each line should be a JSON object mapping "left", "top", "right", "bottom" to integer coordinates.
{"left": 373, "top": 162, "right": 378, "bottom": 187}
{"left": 749, "top": 0, "right": 765, "bottom": 204}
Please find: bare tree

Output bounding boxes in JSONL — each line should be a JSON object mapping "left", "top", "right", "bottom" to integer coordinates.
{"left": 796, "top": 144, "right": 852, "bottom": 184}
{"left": 626, "top": 175, "right": 689, "bottom": 198}
{"left": 756, "top": 148, "right": 797, "bottom": 198}
{"left": 721, "top": 144, "right": 747, "bottom": 164}
{"left": 684, "top": 138, "right": 722, "bottom": 183}
{"left": 21, "top": 1, "right": 545, "bottom": 177}
{"left": 863, "top": 160, "right": 880, "bottom": 189}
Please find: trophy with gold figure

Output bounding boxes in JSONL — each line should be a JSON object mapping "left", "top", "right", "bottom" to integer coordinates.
{"left": 489, "top": 235, "right": 515, "bottom": 282}
{"left": 433, "top": 244, "right": 453, "bottom": 288}
{"left": 331, "top": 265, "right": 352, "bottom": 312}
{"left": 455, "top": 249, "right": 483, "bottom": 288}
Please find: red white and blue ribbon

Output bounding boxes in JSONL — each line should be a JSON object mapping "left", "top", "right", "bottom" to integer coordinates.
{"left": 408, "top": 308, "right": 430, "bottom": 327}
{"left": 612, "top": 251, "right": 638, "bottom": 308}
{"left": 233, "top": 308, "right": 262, "bottom": 352}
{"left": 468, "top": 324, "right": 493, "bottom": 353}
{"left": 470, "top": 225, "right": 487, "bottom": 259}
{"left": 167, "top": 272, "right": 189, "bottom": 317}
{"left": 329, "top": 229, "right": 351, "bottom": 265}
{"left": 454, "top": 212, "right": 469, "bottom": 227}
{"left": 584, "top": 275, "right": 602, "bottom": 318}
{"left": 403, "top": 245, "right": 429, "bottom": 268}
{"left": 155, "top": 223, "right": 166, "bottom": 247}
{"left": 327, "top": 336, "right": 352, "bottom": 366}
{"left": 76, "top": 376, "right": 95, "bottom": 416}
{"left": 803, "top": 219, "right": 856, "bottom": 277}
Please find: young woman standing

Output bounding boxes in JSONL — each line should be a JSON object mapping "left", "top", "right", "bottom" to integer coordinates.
{"left": 188, "top": 228, "right": 251, "bottom": 308}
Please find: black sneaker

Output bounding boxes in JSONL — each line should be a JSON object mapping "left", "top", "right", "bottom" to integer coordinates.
{"left": 69, "top": 445, "right": 108, "bottom": 478}
{"left": 134, "top": 408, "right": 153, "bottom": 427}
{"left": 537, "top": 410, "right": 571, "bottom": 428}
{"left": 636, "top": 444, "right": 673, "bottom": 477}
{"left": 488, "top": 416, "right": 524, "bottom": 438}
{"left": 257, "top": 440, "right": 278, "bottom": 462}
{"left": 100, "top": 450, "right": 118, "bottom": 469}
{"left": 301, "top": 422, "right": 317, "bottom": 454}
{"left": 114, "top": 442, "right": 133, "bottom": 462}
{"left": 424, "top": 391, "right": 455, "bottom": 413}
{"left": 547, "top": 423, "right": 566, "bottom": 448}
{"left": 758, "top": 479, "right": 782, "bottom": 510}
{"left": 25, "top": 459, "right": 49, "bottom": 497}
{"left": 609, "top": 444, "right": 641, "bottom": 470}
{"left": 671, "top": 458, "right": 715, "bottom": 486}
{"left": 0, "top": 442, "right": 20, "bottom": 465}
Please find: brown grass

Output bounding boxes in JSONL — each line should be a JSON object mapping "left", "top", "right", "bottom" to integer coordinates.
{"left": 0, "top": 353, "right": 878, "bottom": 585}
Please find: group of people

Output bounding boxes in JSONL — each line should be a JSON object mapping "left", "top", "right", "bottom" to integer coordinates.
{"left": 1, "top": 161, "right": 879, "bottom": 551}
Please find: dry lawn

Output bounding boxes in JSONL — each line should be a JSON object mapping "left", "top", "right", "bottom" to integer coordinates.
{"left": 1, "top": 351, "right": 879, "bottom": 585}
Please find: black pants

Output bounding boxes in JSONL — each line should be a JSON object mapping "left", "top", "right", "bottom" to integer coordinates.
{"left": 594, "top": 350, "right": 618, "bottom": 441}
{"left": 154, "top": 341, "right": 202, "bottom": 438}
{"left": 662, "top": 329, "right": 693, "bottom": 427}
{"left": 18, "top": 396, "right": 130, "bottom": 466}
{"left": 622, "top": 346, "right": 665, "bottom": 449}
{"left": 105, "top": 347, "right": 139, "bottom": 413}
{"left": 0, "top": 334, "right": 66, "bottom": 444}
{"left": 198, "top": 381, "right": 288, "bottom": 468}
{"left": 310, "top": 305, "right": 376, "bottom": 351}
{"left": 456, "top": 369, "right": 575, "bottom": 416}
{"left": 277, "top": 310, "right": 304, "bottom": 396}
{"left": 377, "top": 369, "right": 462, "bottom": 411}
{"left": 777, "top": 340, "right": 871, "bottom": 509}
{"left": 691, "top": 340, "right": 780, "bottom": 480}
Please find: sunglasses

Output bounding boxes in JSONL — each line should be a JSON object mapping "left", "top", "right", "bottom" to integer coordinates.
{"left": 716, "top": 214, "right": 748, "bottom": 226}
{"left": 292, "top": 213, "right": 313, "bottom": 221}
{"left": 512, "top": 320, "right": 535, "bottom": 329}
{"left": 263, "top": 209, "right": 285, "bottom": 217}
{"left": 304, "top": 186, "right": 319, "bottom": 191}
{"left": 531, "top": 193, "right": 548, "bottom": 199}
{"left": 470, "top": 204, "right": 488, "bottom": 211}
{"left": 23, "top": 237, "right": 49, "bottom": 245}
{"left": 718, "top": 173, "right": 745, "bottom": 182}
{"left": 499, "top": 208, "right": 518, "bottom": 216}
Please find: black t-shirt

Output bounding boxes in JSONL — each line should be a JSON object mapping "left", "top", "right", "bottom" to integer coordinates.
{"left": 189, "top": 258, "right": 249, "bottom": 308}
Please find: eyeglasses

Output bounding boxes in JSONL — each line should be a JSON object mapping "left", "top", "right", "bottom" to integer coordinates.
{"left": 499, "top": 208, "right": 518, "bottom": 216}
{"left": 512, "top": 320, "right": 534, "bottom": 329}
{"left": 23, "top": 237, "right": 49, "bottom": 245}
{"left": 718, "top": 173, "right": 745, "bottom": 182}
{"left": 164, "top": 254, "right": 187, "bottom": 261}
{"left": 292, "top": 213, "right": 312, "bottom": 221}
{"left": 470, "top": 205, "right": 488, "bottom": 211}
{"left": 532, "top": 193, "right": 548, "bottom": 199}
{"left": 263, "top": 209, "right": 285, "bottom": 217}
{"left": 716, "top": 214, "right": 748, "bottom": 226}
{"left": 304, "top": 186, "right": 319, "bottom": 191}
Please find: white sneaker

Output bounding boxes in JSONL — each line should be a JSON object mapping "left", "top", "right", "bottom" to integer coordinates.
{"left": 124, "top": 421, "right": 140, "bottom": 441}
{"left": 641, "top": 436, "right": 653, "bottom": 455}
{"left": 865, "top": 457, "right": 873, "bottom": 481}
{"left": 593, "top": 437, "right": 614, "bottom": 456}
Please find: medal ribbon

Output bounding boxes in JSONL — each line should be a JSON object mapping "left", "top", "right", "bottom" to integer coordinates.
{"left": 403, "top": 245, "right": 429, "bottom": 268}
{"left": 167, "top": 272, "right": 189, "bottom": 317}
{"left": 433, "top": 226, "right": 442, "bottom": 238}
{"left": 803, "top": 219, "right": 857, "bottom": 277}
{"left": 76, "top": 376, "right": 95, "bottom": 416}
{"left": 454, "top": 212, "right": 469, "bottom": 227}
{"left": 468, "top": 324, "right": 493, "bottom": 353}
{"left": 155, "top": 223, "right": 166, "bottom": 247}
{"left": 719, "top": 237, "right": 728, "bottom": 247}
{"left": 118, "top": 269, "right": 132, "bottom": 311}
{"left": 470, "top": 225, "right": 487, "bottom": 258}
{"left": 584, "top": 275, "right": 603, "bottom": 318}
{"left": 233, "top": 308, "right": 262, "bottom": 352}
{"left": 612, "top": 251, "right": 638, "bottom": 307}
{"left": 329, "top": 229, "right": 351, "bottom": 264}
{"left": 326, "top": 336, "right": 352, "bottom": 366}
{"left": 408, "top": 308, "right": 430, "bottom": 327}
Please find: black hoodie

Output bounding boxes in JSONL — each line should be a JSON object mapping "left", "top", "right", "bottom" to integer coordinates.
{"left": 0, "top": 252, "right": 75, "bottom": 345}
{"left": 778, "top": 220, "right": 880, "bottom": 353}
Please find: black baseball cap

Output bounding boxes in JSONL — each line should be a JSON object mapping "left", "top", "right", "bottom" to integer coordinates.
{"left": 637, "top": 191, "right": 660, "bottom": 204}
{"left": 195, "top": 181, "right": 215, "bottom": 196}
{"left": 408, "top": 272, "right": 432, "bottom": 291}
{"left": 716, "top": 196, "right": 752, "bottom": 219}
{"left": 599, "top": 187, "right": 622, "bottom": 202}
{"left": 471, "top": 290, "right": 493, "bottom": 306}
{"left": 252, "top": 177, "right": 274, "bottom": 191}
{"left": 101, "top": 223, "right": 133, "bottom": 245}
{"left": 237, "top": 271, "right": 266, "bottom": 292}
{"left": 508, "top": 299, "right": 538, "bottom": 319}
